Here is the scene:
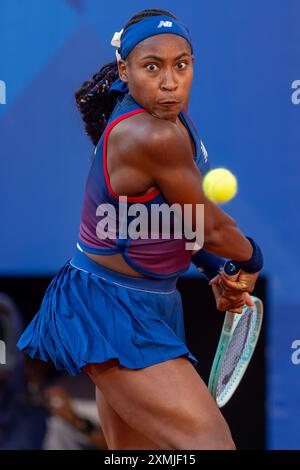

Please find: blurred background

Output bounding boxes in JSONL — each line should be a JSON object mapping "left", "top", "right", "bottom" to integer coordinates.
{"left": 0, "top": 0, "right": 299, "bottom": 449}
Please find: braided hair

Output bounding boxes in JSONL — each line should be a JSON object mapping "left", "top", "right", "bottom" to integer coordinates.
{"left": 75, "top": 9, "right": 177, "bottom": 146}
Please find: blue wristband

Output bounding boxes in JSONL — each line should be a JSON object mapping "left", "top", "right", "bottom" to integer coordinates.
{"left": 191, "top": 250, "right": 226, "bottom": 281}
{"left": 227, "top": 237, "right": 263, "bottom": 274}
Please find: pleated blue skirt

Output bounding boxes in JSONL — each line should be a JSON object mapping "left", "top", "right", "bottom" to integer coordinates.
{"left": 17, "top": 249, "right": 198, "bottom": 375}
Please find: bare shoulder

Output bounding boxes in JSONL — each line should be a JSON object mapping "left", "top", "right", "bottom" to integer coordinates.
{"left": 109, "top": 111, "right": 190, "bottom": 167}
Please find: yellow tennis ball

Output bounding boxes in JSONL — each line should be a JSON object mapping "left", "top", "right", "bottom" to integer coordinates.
{"left": 203, "top": 168, "right": 238, "bottom": 204}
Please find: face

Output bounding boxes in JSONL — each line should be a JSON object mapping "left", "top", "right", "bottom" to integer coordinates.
{"left": 118, "top": 34, "right": 194, "bottom": 122}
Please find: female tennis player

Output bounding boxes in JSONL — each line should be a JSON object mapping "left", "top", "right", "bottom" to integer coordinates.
{"left": 17, "top": 8, "right": 263, "bottom": 450}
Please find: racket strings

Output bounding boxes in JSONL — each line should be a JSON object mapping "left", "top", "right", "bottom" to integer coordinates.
{"left": 216, "top": 311, "right": 257, "bottom": 397}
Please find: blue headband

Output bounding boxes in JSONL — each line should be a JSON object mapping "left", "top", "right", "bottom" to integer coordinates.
{"left": 109, "top": 15, "right": 193, "bottom": 95}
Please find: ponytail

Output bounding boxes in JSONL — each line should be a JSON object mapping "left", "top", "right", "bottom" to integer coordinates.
{"left": 75, "top": 61, "right": 119, "bottom": 146}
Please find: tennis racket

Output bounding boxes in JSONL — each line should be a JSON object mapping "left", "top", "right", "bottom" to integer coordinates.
{"left": 208, "top": 295, "right": 263, "bottom": 408}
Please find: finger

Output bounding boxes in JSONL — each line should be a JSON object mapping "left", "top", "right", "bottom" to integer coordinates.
{"left": 219, "top": 303, "right": 244, "bottom": 313}
{"left": 211, "top": 284, "right": 222, "bottom": 295}
{"left": 225, "top": 301, "right": 245, "bottom": 313}
{"left": 217, "top": 297, "right": 245, "bottom": 310}
{"left": 218, "top": 276, "right": 248, "bottom": 292}
{"left": 218, "top": 288, "right": 246, "bottom": 301}
{"left": 225, "top": 295, "right": 247, "bottom": 309}
{"left": 209, "top": 275, "right": 220, "bottom": 286}
{"left": 221, "top": 270, "right": 257, "bottom": 292}
{"left": 244, "top": 292, "right": 255, "bottom": 307}
{"left": 211, "top": 285, "right": 225, "bottom": 310}
{"left": 211, "top": 285, "right": 245, "bottom": 312}
{"left": 230, "top": 307, "right": 244, "bottom": 314}
{"left": 220, "top": 292, "right": 244, "bottom": 302}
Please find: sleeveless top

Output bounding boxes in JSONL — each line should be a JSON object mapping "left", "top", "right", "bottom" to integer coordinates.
{"left": 78, "top": 93, "right": 210, "bottom": 279}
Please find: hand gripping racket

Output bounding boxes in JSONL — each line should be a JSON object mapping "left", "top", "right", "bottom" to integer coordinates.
{"left": 208, "top": 264, "right": 263, "bottom": 408}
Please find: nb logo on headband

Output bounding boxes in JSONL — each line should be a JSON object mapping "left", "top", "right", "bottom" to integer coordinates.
{"left": 157, "top": 20, "right": 173, "bottom": 28}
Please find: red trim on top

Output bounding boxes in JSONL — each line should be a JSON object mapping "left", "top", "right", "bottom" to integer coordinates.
{"left": 103, "top": 109, "right": 161, "bottom": 203}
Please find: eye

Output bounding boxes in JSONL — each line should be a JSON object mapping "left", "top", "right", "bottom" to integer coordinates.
{"left": 145, "top": 64, "right": 159, "bottom": 72}
{"left": 176, "top": 61, "right": 188, "bottom": 70}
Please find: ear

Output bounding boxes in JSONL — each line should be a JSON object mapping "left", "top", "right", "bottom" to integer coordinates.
{"left": 117, "top": 59, "right": 128, "bottom": 83}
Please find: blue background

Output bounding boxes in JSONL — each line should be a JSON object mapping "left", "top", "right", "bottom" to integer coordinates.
{"left": 0, "top": 0, "right": 299, "bottom": 449}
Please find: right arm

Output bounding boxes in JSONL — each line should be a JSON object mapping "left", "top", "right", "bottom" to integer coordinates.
{"left": 134, "top": 118, "right": 252, "bottom": 262}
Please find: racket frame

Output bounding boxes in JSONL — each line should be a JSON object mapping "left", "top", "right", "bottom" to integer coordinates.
{"left": 208, "top": 296, "right": 263, "bottom": 408}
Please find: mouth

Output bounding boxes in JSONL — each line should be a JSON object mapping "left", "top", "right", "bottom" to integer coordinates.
{"left": 158, "top": 100, "right": 181, "bottom": 107}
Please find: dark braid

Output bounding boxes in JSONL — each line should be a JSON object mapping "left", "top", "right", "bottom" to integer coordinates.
{"left": 75, "top": 9, "right": 177, "bottom": 146}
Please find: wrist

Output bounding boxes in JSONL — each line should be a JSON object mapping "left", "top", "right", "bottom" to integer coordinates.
{"left": 226, "top": 237, "right": 263, "bottom": 274}
{"left": 191, "top": 250, "right": 226, "bottom": 280}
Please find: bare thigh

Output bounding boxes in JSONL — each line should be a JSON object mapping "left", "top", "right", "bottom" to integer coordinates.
{"left": 84, "top": 356, "right": 235, "bottom": 450}
{"left": 96, "top": 387, "right": 163, "bottom": 449}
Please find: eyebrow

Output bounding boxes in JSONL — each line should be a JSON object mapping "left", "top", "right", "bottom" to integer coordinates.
{"left": 139, "top": 52, "right": 194, "bottom": 61}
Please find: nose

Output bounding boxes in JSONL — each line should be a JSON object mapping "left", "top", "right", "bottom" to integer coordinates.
{"left": 160, "top": 67, "right": 178, "bottom": 91}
